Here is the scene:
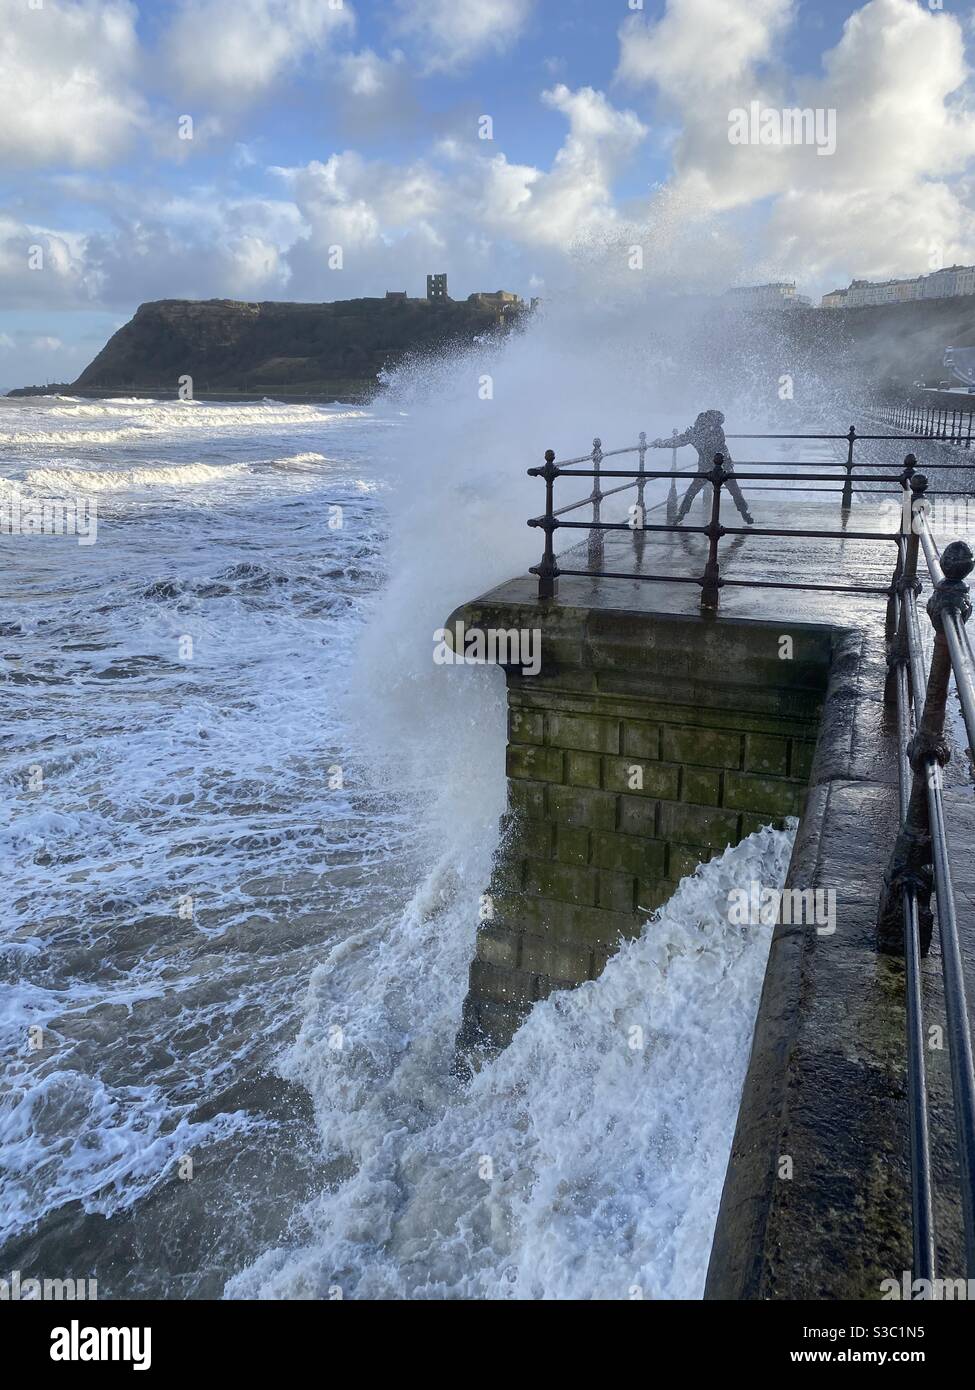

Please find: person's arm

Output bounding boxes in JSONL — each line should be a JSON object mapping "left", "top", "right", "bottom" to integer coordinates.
{"left": 650, "top": 428, "right": 692, "bottom": 448}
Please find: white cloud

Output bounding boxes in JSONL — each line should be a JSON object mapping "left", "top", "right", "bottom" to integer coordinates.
{"left": 163, "top": 0, "right": 354, "bottom": 102}
{"left": 332, "top": 48, "right": 424, "bottom": 139}
{"left": 0, "top": 216, "right": 94, "bottom": 307}
{"left": 340, "top": 48, "right": 396, "bottom": 99}
{"left": 617, "top": 0, "right": 975, "bottom": 286}
{"left": 0, "top": 0, "right": 146, "bottom": 167}
{"left": 0, "top": 187, "right": 309, "bottom": 315}
{"left": 392, "top": 0, "right": 534, "bottom": 74}
{"left": 617, "top": 0, "right": 792, "bottom": 96}
{"left": 271, "top": 84, "right": 647, "bottom": 294}
{"left": 9, "top": 0, "right": 975, "bottom": 333}
{"left": 490, "top": 85, "right": 648, "bottom": 246}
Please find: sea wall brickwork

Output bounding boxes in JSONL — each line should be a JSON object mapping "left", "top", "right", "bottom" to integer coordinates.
{"left": 453, "top": 600, "right": 831, "bottom": 1056}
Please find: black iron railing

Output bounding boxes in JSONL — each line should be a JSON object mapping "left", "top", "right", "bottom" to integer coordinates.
{"left": 528, "top": 428, "right": 971, "bottom": 610}
{"left": 876, "top": 402, "right": 975, "bottom": 448}
{"left": 878, "top": 485, "right": 975, "bottom": 1283}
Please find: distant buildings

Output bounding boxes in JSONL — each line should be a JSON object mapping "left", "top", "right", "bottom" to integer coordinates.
{"left": 723, "top": 282, "right": 812, "bottom": 309}
{"left": 381, "top": 277, "right": 526, "bottom": 322}
{"left": 820, "top": 265, "right": 975, "bottom": 307}
{"left": 466, "top": 290, "right": 522, "bottom": 311}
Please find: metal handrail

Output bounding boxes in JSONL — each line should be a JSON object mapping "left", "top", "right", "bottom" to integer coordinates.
{"left": 527, "top": 429, "right": 930, "bottom": 609}
{"left": 874, "top": 401, "right": 975, "bottom": 449}
{"left": 879, "top": 475, "right": 975, "bottom": 1281}
{"left": 539, "top": 428, "right": 975, "bottom": 595}
{"left": 917, "top": 513, "right": 975, "bottom": 724}
{"left": 886, "top": 531, "right": 937, "bottom": 1282}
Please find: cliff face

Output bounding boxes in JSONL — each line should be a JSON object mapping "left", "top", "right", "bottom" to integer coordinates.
{"left": 69, "top": 297, "right": 511, "bottom": 396}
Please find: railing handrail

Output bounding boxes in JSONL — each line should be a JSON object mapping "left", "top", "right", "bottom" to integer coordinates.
{"left": 880, "top": 492, "right": 975, "bottom": 1280}
{"left": 917, "top": 511, "right": 975, "bottom": 680}
{"left": 528, "top": 427, "right": 935, "bottom": 608}
{"left": 873, "top": 400, "right": 975, "bottom": 449}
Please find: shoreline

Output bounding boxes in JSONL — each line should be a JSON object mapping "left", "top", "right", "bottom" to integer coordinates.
{"left": 4, "top": 385, "right": 379, "bottom": 404}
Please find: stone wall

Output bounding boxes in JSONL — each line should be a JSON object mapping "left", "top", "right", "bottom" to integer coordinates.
{"left": 452, "top": 599, "right": 832, "bottom": 1057}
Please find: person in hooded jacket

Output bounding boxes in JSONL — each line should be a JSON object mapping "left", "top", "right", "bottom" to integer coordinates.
{"left": 650, "top": 409, "right": 753, "bottom": 524}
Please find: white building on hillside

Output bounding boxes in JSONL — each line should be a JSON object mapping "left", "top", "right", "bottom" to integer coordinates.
{"left": 724, "top": 282, "right": 810, "bottom": 309}
{"left": 821, "top": 264, "right": 975, "bottom": 307}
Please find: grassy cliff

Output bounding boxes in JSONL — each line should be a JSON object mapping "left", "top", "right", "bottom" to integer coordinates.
{"left": 58, "top": 296, "right": 516, "bottom": 399}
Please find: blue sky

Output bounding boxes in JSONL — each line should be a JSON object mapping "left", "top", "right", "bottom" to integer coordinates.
{"left": 2, "top": 0, "right": 974, "bottom": 387}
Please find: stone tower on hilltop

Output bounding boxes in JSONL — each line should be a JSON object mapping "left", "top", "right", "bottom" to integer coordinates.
{"left": 427, "top": 273, "right": 448, "bottom": 303}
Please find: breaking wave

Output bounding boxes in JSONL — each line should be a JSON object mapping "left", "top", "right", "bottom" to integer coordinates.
{"left": 227, "top": 824, "right": 795, "bottom": 1300}
{"left": 20, "top": 462, "right": 252, "bottom": 492}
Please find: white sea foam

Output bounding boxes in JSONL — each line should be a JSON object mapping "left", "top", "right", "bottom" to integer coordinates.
{"left": 21, "top": 462, "right": 251, "bottom": 492}
{"left": 0, "top": 400, "right": 367, "bottom": 448}
{"left": 227, "top": 824, "right": 794, "bottom": 1300}
{"left": 272, "top": 452, "right": 328, "bottom": 465}
{"left": 0, "top": 1068, "right": 260, "bottom": 1243}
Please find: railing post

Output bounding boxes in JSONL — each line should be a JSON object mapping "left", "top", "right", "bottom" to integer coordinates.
{"left": 666, "top": 427, "right": 678, "bottom": 526}
{"left": 877, "top": 531, "right": 968, "bottom": 957}
{"left": 633, "top": 430, "right": 648, "bottom": 560}
{"left": 700, "top": 453, "right": 726, "bottom": 612}
{"left": 885, "top": 546, "right": 904, "bottom": 649}
{"left": 587, "top": 435, "right": 604, "bottom": 571}
{"left": 884, "top": 469, "right": 925, "bottom": 696}
{"left": 877, "top": 718, "right": 940, "bottom": 957}
{"left": 924, "top": 540, "right": 975, "bottom": 1276}
{"left": 528, "top": 448, "right": 560, "bottom": 600}
{"left": 841, "top": 425, "right": 856, "bottom": 509}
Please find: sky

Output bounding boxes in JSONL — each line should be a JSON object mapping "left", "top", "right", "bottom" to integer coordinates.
{"left": 2, "top": 0, "right": 975, "bottom": 386}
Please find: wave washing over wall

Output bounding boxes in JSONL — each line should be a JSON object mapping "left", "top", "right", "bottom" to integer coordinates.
{"left": 227, "top": 825, "right": 796, "bottom": 1301}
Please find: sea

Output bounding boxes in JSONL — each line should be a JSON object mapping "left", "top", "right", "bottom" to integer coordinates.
{"left": 0, "top": 352, "right": 798, "bottom": 1298}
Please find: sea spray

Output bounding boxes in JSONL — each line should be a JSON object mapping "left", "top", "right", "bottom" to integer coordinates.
{"left": 242, "top": 292, "right": 822, "bottom": 1302}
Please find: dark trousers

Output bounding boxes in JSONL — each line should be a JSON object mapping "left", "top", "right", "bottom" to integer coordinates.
{"left": 675, "top": 471, "right": 751, "bottom": 522}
